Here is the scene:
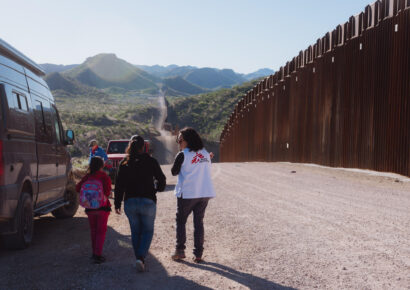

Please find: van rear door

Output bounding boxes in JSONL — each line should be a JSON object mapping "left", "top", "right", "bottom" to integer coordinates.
{"left": 32, "top": 98, "right": 61, "bottom": 207}
{"left": 51, "top": 104, "right": 67, "bottom": 195}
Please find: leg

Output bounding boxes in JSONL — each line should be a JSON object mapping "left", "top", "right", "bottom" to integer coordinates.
{"left": 86, "top": 211, "right": 98, "bottom": 255}
{"left": 124, "top": 198, "right": 141, "bottom": 260}
{"left": 93, "top": 210, "right": 110, "bottom": 256}
{"left": 175, "top": 198, "right": 195, "bottom": 251}
{"left": 136, "top": 198, "right": 156, "bottom": 260}
{"left": 192, "top": 198, "right": 210, "bottom": 258}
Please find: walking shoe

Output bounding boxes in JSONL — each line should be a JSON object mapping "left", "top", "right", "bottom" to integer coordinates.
{"left": 136, "top": 259, "right": 145, "bottom": 272}
{"left": 171, "top": 250, "right": 186, "bottom": 261}
{"left": 193, "top": 256, "right": 204, "bottom": 263}
{"left": 93, "top": 255, "right": 106, "bottom": 264}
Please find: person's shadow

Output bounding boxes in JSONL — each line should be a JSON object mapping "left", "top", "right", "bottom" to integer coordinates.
{"left": 0, "top": 215, "right": 294, "bottom": 289}
{"left": 179, "top": 260, "right": 296, "bottom": 290}
{"left": 0, "top": 216, "right": 211, "bottom": 290}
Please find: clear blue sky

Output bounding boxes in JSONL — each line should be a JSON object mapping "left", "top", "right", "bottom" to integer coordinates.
{"left": 1, "top": 0, "right": 374, "bottom": 74}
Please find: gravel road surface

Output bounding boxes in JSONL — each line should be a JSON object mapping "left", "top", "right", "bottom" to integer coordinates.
{"left": 1, "top": 162, "right": 409, "bottom": 289}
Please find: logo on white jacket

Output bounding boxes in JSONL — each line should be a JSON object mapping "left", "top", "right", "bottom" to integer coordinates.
{"left": 191, "top": 152, "right": 209, "bottom": 164}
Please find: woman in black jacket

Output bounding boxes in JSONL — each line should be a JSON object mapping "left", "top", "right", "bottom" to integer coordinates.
{"left": 114, "top": 136, "right": 166, "bottom": 272}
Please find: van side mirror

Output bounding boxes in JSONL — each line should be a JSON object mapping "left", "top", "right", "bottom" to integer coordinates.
{"left": 65, "top": 130, "right": 75, "bottom": 145}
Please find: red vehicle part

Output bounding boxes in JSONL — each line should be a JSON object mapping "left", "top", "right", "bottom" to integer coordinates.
{"left": 105, "top": 139, "right": 152, "bottom": 184}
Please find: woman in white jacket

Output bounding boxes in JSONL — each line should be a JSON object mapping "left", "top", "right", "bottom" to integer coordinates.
{"left": 170, "top": 127, "right": 216, "bottom": 263}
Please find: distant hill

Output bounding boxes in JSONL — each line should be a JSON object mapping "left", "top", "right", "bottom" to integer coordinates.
{"left": 167, "top": 78, "right": 261, "bottom": 141}
{"left": 244, "top": 68, "right": 274, "bottom": 80}
{"left": 137, "top": 64, "right": 273, "bottom": 89}
{"left": 40, "top": 63, "right": 79, "bottom": 74}
{"left": 44, "top": 71, "right": 158, "bottom": 157}
{"left": 138, "top": 65, "right": 248, "bottom": 90}
{"left": 183, "top": 68, "right": 246, "bottom": 89}
{"left": 44, "top": 72, "right": 110, "bottom": 99}
{"left": 63, "top": 54, "right": 159, "bottom": 91}
{"left": 136, "top": 64, "right": 196, "bottom": 78}
{"left": 162, "top": 76, "right": 207, "bottom": 96}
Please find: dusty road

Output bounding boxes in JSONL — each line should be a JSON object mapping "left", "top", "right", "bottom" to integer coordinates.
{"left": 1, "top": 162, "right": 409, "bottom": 289}
{"left": 151, "top": 91, "right": 178, "bottom": 165}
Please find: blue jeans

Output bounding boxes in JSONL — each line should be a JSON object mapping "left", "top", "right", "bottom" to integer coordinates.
{"left": 124, "top": 197, "right": 156, "bottom": 260}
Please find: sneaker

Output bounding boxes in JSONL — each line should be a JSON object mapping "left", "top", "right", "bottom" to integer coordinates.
{"left": 171, "top": 250, "right": 186, "bottom": 261}
{"left": 136, "top": 259, "right": 145, "bottom": 272}
{"left": 193, "top": 256, "right": 204, "bottom": 263}
{"left": 93, "top": 255, "right": 106, "bottom": 264}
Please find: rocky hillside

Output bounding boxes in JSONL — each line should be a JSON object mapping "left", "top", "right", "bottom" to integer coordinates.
{"left": 166, "top": 78, "right": 262, "bottom": 141}
{"left": 62, "top": 54, "right": 159, "bottom": 91}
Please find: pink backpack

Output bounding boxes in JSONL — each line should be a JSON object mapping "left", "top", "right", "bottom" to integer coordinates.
{"left": 79, "top": 178, "right": 107, "bottom": 209}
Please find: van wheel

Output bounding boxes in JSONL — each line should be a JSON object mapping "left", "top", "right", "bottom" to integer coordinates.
{"left": 52, "top": 181, "right": 79, "bottom": 219}
{"left": 3, "top": 192, "right": 34, "bottom": 249}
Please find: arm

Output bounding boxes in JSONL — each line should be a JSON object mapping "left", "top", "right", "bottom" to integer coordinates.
{"left": 153, "top": 159, "right": 166, "bottom": 192}
{"left": 102, "top": 173, "right": 112, "bottom": 197}
{"left": 114, "top": 165, "right": 125, "bottom": 210}
{"left": 171, "top": 152, "right": 184, "bottom": 176}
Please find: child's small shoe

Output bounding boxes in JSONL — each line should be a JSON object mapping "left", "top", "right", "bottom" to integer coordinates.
{"left": 93, "top": 255, "right": 106, "bottom": 264}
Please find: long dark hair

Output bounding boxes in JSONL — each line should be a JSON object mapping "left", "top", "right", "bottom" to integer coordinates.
{"left": 179, "top": 127, "right": 204, "bottom": 152}
{"left": 124, "top": 137, "right": 145, "bottom": 164}
{"left": 88, "top": 156, "right": 104, "bottom": 175}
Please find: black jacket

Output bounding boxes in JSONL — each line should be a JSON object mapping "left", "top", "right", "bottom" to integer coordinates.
{"left": 114, "top": 153, "right": 166, "bottom": 209}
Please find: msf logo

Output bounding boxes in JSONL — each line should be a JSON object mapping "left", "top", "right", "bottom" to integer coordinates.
{"left": 191, "top": 152, "right": 205, "bottom": 164}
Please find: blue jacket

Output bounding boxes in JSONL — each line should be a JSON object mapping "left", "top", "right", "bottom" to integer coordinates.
{"left": 89, "top": 146, "right": 108, "bottom": 163}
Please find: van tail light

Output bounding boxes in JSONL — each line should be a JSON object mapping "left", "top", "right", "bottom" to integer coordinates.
{"left": 0, "top": 141, "right": 4, "bottom": 186}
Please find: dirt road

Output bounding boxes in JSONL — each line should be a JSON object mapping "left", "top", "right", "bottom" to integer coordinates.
{"left": 151, "top": 91, "right": 178, "bottom": 165}
{"left": 1, "top": 162, "right": 409, "bottom": 289}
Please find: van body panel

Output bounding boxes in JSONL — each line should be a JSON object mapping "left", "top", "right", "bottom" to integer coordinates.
{"left": 0, "top": 39, "right": 45, "bottom": 76}
{"left": 3, "top": 84, "right": 35, "bottom": 137}
{"left": 53, "top": 105, "right": 68, "bottom": 195}
{"left": 0, "top": 55, "right": 25, "bottom": 75}
{"left": 0, "top": 39, "right": 73, "bottom": 234}
{"left": 0, "top": 184, "right": 19, "bottom": 219}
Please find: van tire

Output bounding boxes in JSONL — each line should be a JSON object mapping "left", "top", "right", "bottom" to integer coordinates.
{"left": 52, "top": 181, "right": 79, "bottom": 219}
{"left": 3, "top": 192, "right": 34, "bottom": 249}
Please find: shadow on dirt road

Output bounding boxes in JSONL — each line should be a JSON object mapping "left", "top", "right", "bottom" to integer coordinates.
{"left": 179, "top": 260, "right": 296, "bottom": 290}
{"left": 0, "top": 216, "right": 210, "bottom": 289}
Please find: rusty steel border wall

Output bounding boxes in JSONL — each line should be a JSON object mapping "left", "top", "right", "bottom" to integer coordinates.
{"left": 220, "top": 0, "right": 410, "bottom": 178}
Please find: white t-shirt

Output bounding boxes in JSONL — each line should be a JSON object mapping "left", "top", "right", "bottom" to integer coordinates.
{"left": 174, "top": 148, "right": 216, "bottom": 199}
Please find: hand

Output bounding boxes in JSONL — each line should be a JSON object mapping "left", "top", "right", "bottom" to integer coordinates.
{"left": 210, "top": 152, "right": 214, "bottom": 159}
{"left": 115, "top": 208, "right": 121, "bottom": 215}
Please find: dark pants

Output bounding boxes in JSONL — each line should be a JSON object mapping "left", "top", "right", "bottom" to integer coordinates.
{"left": 176, "top": 197, "right": 210, "bottom": 257}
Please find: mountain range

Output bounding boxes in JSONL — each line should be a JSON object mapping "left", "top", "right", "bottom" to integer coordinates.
{"left": 42, "top": 53, "right": 270, "bottom": 158}
{"left": 42, "top": 54, "right": 273, "bottom": 96}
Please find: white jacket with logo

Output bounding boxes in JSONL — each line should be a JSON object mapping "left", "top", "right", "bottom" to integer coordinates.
{"left": 174, "top": 148, "right": 216, "bottom": 199}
